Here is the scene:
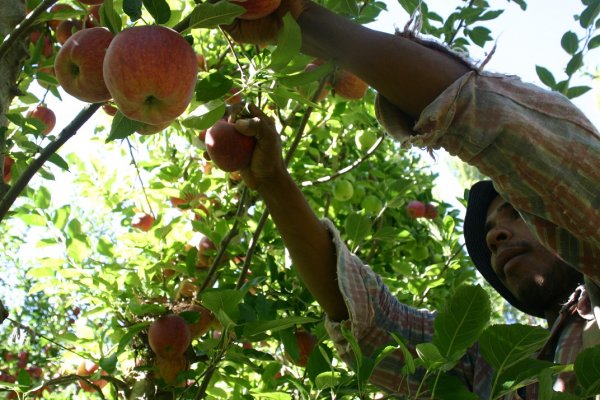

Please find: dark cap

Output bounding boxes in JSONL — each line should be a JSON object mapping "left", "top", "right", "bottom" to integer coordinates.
{"left": 464, "top": 180, "right": 545, "bottom": 317}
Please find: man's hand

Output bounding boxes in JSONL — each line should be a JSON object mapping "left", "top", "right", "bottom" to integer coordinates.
{"left": 235, "top": 104, "right": 286, "bottom": 190}
{"left": 222, "top": 0, "right": 309, "bottom": 45}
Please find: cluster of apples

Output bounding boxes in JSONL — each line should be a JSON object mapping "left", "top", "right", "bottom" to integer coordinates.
{"left": 148, "top": 304, "right": 215, "bottom": 385}
{"left": 1, "top": 351, "right": 49, "bottom": 398}
{"left": 406, "top": 200, "right": 438, "bottom": 219}
{"left": 53, "top": 21, "right": 198, "bottom": 135}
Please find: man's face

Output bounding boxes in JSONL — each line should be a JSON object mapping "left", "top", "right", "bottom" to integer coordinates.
{"left": 484, "top": 196, "right": 580, "bottom": 312}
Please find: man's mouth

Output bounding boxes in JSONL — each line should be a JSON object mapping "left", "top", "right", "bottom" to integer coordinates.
{"left": 495, "top": 247, "right": 528, "bottom": 279}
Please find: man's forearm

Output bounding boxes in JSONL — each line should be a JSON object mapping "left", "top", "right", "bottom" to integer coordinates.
{"left": 257, "top": 171, "right": 348, "bottom": 321}
{"left": 297, "top": 3, "right": 471, "bottom": 120}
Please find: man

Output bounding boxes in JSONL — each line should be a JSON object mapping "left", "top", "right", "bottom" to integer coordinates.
{"left": 225, "top": 0, "right": 600, "bottom": 396}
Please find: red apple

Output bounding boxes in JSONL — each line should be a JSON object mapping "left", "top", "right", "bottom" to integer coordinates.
{"left": 136, "top": 120, "right": 173, "bottom": 135}
{"left": 131, "top": 213, "right": 155, "bottom": 231}
{"left": 176, "top": 279, "right": 199, "bottom": 299}
{"left": 424, "top": 203, "right": 438, "bottom": 219}
{"left": 103, "top": 25, "right": 198, "bottom": 125}
{"left": 205, "top": 120, "right": 256, "bottom": 172}
{"left": 225, "top": 87, "right": 243, "bottom": 105}
{"left": 3, "top": 156, "right": 14, "bottom": 184}
{"left": 56, "top": 19, "right": 82, "bottom": 45}
{"left": 102, "top": 104, "right": 117, "bottom": 116}
{"left": 178, "top": 303, "right": 215, "bottom": 339}
{"left": 48, "top": 4, "right": 75, "bottom": 31}
{"left": 36, "top": 65, "right": 56, "bottom": 89}
{"left": 231, "top": 0, "right": 281, "bottom": 20}
{"left": 155, "top": 355, "right": 187, "bottom": 386}
{"left": 333, "top": 69, "right": 368, "bottom": 100}
{"left": 29, "top": 31, "right": 53, "bottom": 58}
{"left": 84, "top": 5, "right": 102, "bottom": 28}
{"left": 54, "top": 27, "right": 114, "bottom": 103}
{"left": 197, "top": 236, "right": 216, "bottom": 269}
{"left": 148, "top": 315, "right": 191, "bottom": 358}
{"left": 285, "top": 330, "right": 317, "bottom": 367}
{"left": 196, "top": 53, "right": 206, "bottom": 71}
{"left": 406, "top": 200, "right": 426, "bottom": 219}
{"left": 79, "top": 0, "right": 104, "bottom": 5}
{"left": 26, "top": 105, "right": 56, "bottom": 135}
{"left": 77, "top": 360, "right": 108, "bottom": 392}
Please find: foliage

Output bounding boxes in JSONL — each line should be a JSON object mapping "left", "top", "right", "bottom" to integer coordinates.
{"left": 0, "top": 0, "right": 599, "bottom": 399}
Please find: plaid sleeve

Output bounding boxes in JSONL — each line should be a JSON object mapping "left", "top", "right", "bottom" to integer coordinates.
{"left": 321, "top": 219, "right": 493, "bottom": 396}
{"left": 376, "top": 71, "right": 600, "bottom": 285}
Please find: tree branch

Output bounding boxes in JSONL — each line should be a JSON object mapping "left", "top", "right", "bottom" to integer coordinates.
{"left": 0, "top": 103, "right": 102, "bottom": 223}
{"left": 0, "top": 0, "right": 57, "bottom": 61}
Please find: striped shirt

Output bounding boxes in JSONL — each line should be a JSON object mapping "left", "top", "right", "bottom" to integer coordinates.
{"left": 324, "top": 71, "right": 600, "bottom": 397}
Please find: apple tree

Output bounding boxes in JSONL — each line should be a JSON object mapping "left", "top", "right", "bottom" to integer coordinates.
{"left": 0, "top": 0, "right": 599, "bottom": 398}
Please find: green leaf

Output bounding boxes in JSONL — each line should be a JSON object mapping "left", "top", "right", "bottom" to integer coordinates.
{"left": 18, "top": 213, "right": 46, "bottom": 226}
{"left": 250, "top": 392, "right": 292, "bottom": 400}
{"left": 123, "top": 0, "right": 143, "bottom": 21}
{"left": 278, "top": 61, "right": 334, "bottom": 87}
{"left": 195, "top": 72, "right": 233, "bottom": 102}
{"left": 494, "top": 358, "right": 558, "bottom": 397}
{"left": 566, "top": 85, "right": 592, "bottom": 99}
{"left": 479, "top": 324, "right": 548, "bottom": 370}
{"left": 117, "top": 322, "right": 149, "bottom": 354}
{"left": 560, "top": 31, "right": 579, "bottom": 55}
{"left": 588, "top": 34, "right": 600, "bottom": 49}
{"left": 48, "top": 153, "right": 70, "bottom": 171}
{"left": 432, "top": 284, "right": 490, "bottom": 361}
{"left": 53, "top": 205, "right": 70, "bottom": 230}
{"left": 99, "top": 0, "right": 122, "bottom": 34}
{"left": 566, "top": 52, "right": 584, "bottom": 76}
{"left": 188, "top": 1, "right": 245, "bottom": 30}
{"left": 142, "top": 0, "right": 171, "bottom": 24}
{"left": 106, "top": 112, "right": 142, "bottom": 142}
{"left": 270, "top": 13, "right": 302, "bottom": 71}
{"left": 466, "top": 26, "right": 492, "bottom": 47}
{"left": 580, "top": 0, "right": 600, "bottom": 28}
{"left": 478, "top": 10, "right": 504, "bottom": 21}
{"left": 433, "top": 374, "right": 479, "bottom": 400}
{"left": 182, "top": 100, "right": 226, "bottom": 130}
{"left": 244, "top": 316, "right": 319, "bottom": 337}
{"left": 535, "top": 65, "right": 556, "bottom": 88}
{"left": 344, "top": 214, "right": 371, "bottom": 245}
{"left": 99, "top": 353, "right": 118, "bottom": 374}
{"left": 128, "top": 300, "right": 166, "bottom": 316}
{"left": 17, "top": 369, "right": 31, "bottom": 387}
{"left": 34, "top": 186, "right": 51, "bottom": 209}
{"left": 314, "top": 371, "right": 342, "bottom": 390}
{"left": 27, "top": 267, "right": 55, "bottom": 278}
{"left": 575, "top": 345, "right": 600, "bottom": 395}
{"left": 415, "top": 342, "right": 446, "bottom": 370}
{"left": 200, "top": 288, "right": 245, "bottom": 324}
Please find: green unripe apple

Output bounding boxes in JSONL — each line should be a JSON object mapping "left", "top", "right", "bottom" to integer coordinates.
{"left": 361, "top": 195, "right": 382, "bottom": 214}
{"left": 333, "top": 180, "right": 354, "bottom": 201}
{"left": 354, "top": 130, "right": 378, "bottom": 151}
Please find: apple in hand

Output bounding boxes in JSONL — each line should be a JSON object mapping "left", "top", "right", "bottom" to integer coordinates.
{"left": 205, "top": 120, "right": 256, "bottom": 172}
{"left": 103, "top": 25, "right": 198, "bottom": 125}
{"left": 406, "top": 200, "right": 426, "bottom": 218}
{"left": 148, "top": 315, "right": 192, "bottom": 358}
{"left": 231, "top": 0, "right": 282, "bottom": 20}
{"left": 26, "top": 105, "right": 56, "bottom": 135}
{"left": 54, "top": 27, "right": 114, "bottom": 103}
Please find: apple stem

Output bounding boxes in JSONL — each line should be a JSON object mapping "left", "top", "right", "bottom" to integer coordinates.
{"left": 0, "top": 103, "right": 102, "bottom": 223}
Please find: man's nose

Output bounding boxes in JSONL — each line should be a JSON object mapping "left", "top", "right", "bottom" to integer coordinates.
{"left": 486, "top": 226, "right": 512, "bottom": 254}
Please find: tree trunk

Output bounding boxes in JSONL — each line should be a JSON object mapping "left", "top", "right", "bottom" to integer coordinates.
{"left": 0, "top": 1, "right": 27, "bottom": 129}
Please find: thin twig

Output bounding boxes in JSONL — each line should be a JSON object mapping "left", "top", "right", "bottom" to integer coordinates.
{"left": 0, "top": 103, "right": 102, "bottom": 223}
{"left": 125, "top": 138, "right": 154, "bottom": 218}
{"left": 0, "top": 0, "right": 57, "bottom": 61}
{"left": 447, "top": 0, "right": 476, "bottom": 46}
{"left": 300, "top": 135, "right": 384, "bottom": 186}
